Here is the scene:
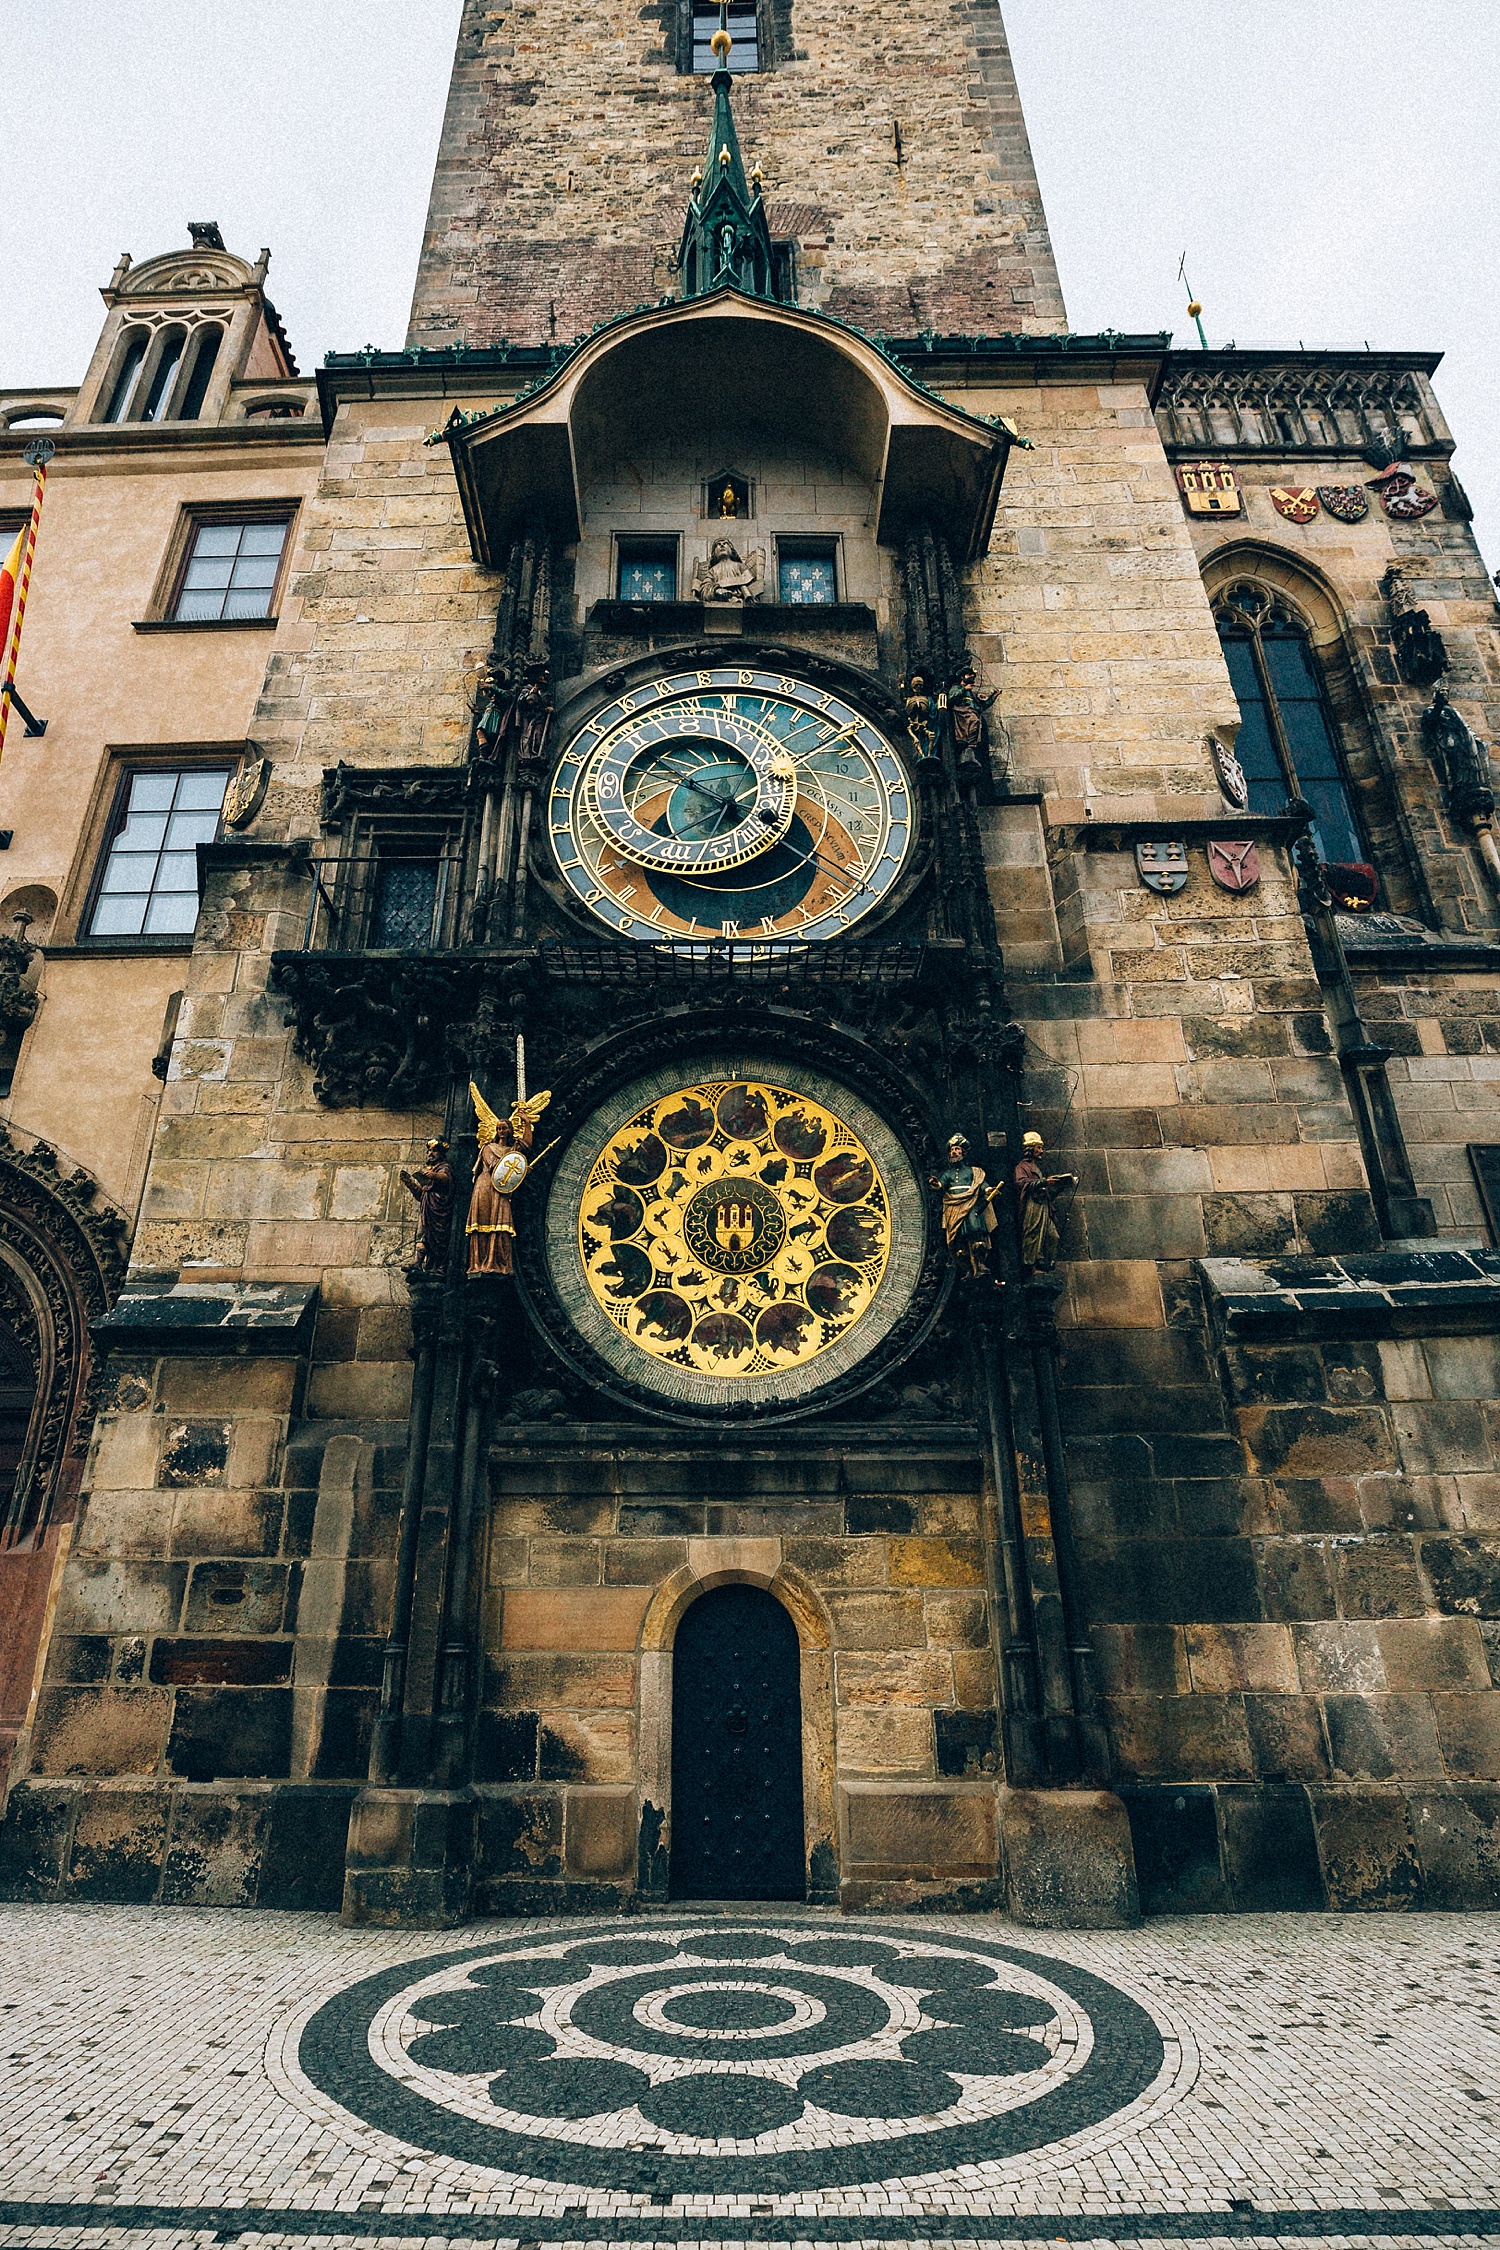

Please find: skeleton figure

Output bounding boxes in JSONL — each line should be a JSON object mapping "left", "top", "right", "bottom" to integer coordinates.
{"left": 692, "top": 538, "right": 765, "bottom": 603}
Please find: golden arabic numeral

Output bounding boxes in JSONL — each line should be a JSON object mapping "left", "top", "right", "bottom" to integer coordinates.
{"left": 618, "top": 693, "right": 638, "bottom": 714}
{"left": 738, "top": 670, "right": 755, "bottom": 687}
{"left": 650, "top": 680, "right": 673, "bottom": 698}
{"left": 697, "top": 671, "right": 714, "bottom": 688}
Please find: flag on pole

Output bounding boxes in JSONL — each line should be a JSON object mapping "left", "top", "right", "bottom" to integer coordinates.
{"left": 0, "top": 526, "right": 23, "bottom": 678}
{"left": 0, "top": 438, "right": 53, "bottom": 769}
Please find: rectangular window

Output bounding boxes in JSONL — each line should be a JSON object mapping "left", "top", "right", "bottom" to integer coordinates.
{"left": 173, "top": 518, "right": 288, "bottom": 622}
{"left": 88, "top": 765, "right": 231, "bottom": 938}
{"left": 371, "top": 859, "right": 441, "bottom": 949}
{"left": 617, "top": 538, "right": 679, "bottom": 603}
{"left": 693, "top": 1, "right": 759, "bottom": 70}
{"left": 778, "top": 541, "right": 838, "bottom": 605}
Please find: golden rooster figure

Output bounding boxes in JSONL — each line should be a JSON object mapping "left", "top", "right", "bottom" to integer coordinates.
{"left": 466, "top": 1081, "right": 552, "bottom": 1276}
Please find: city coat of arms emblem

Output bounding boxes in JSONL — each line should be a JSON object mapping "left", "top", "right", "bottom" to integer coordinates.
{"left": 1135, "top": 839, "right": 1189, "bottom": 893}
{"left": 1176, "top": 462, "right": 1242, "bottom": 516}
{"left": 1207, "top": 839, "right": 1261, "bottom": 892}
{"left": 1270, "top": 487, "right": 1320, "bottom": 523}
{"left": 1318, "top": 484, "right": 1369, "bottom": 523}
{"left": 1371, "top": 465, "right": 1438, "bottom": 521}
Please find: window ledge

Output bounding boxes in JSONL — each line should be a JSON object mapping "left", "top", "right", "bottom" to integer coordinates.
{"left": 132, "top": 616, "right": 278, "bottom": 633}
{"left": 587, "top": 599, "right": 876, "bottom": 635}
{"left": 43, "top": 938, "right": 196, "bottom": 959}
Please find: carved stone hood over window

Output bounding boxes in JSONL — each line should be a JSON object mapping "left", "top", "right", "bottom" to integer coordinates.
{"left": 443, "top": 293, "right": 1012, "bottom": 564}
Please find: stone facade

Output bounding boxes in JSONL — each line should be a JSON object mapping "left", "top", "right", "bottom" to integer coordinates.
{"left": 2, "top": 7, "right": 1500, "bottom": 1923}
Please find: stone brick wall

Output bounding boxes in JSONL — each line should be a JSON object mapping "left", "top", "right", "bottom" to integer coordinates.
{"left": 407, "top": 0, "right": 1066, "bottom": 351}
{"left": 475, "top": 1437, "right": 1001, "bottom": 1912}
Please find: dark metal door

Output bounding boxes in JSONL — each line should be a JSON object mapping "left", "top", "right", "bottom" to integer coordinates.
{"left": 669, "top": 1583, "right": 805, "bottom": 1900}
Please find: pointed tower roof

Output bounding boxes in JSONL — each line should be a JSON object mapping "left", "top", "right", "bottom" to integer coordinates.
{"left": 679, "top": 5, "right": 780, "bottom": 301}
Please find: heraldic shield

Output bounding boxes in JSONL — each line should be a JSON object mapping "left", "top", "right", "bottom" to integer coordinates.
{"left": 1270, "top": 486, "right": 1320, "bottom": 523}
{"left": 1208, "top": 839, "right": 1261, "bottom": 893}
{"left": 1135, "top": 839, "right": 1189, "bottom": 894}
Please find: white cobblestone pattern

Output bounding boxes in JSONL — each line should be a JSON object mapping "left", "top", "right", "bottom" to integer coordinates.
{"left": 0, "top": 1905, "right": 1498, "bottom": 2249}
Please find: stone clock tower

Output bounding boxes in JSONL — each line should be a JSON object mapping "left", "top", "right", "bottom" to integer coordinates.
{"left": 9, "top": 0, "right": 1500, "bottom": 1924}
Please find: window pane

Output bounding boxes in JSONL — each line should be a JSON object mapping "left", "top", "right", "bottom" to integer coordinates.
{"left": 98, "top": 852, "right": 158, "bottom": 895}
{"left": 90, "top": 894, "right": 148, "bottom": 936}
{"left": 176, "top": 771, "right": 230, "bottom": 810}
{"left": 228, "top": 551, "right": 281, "bottom": 589}
{"left": 143, "top": 891, "right": 200, "bottom": 935}
{"left": 129, "top": 773, "right": 177, "bottom": 810}
{"left": 174, "top": 588, "right": 226, "bottom": 621}
{"left": 238, "top": 522, "right": 287, "bottom": 556}
{"left": 1218, "top": 633, "right": 1283, "bottom": 791}
{"left": 619, "top": 557, "right": 676, "bottom": 602}
{"left": 184, "top": 557, "right": 235, "bottom": 589}
{"left": 116, "top": 811, "right": 170, "bottom": 849}
{"left": 222, "top": 584, "right": 275, "bottom": 619}
{"left": 165, "top": 810, "right": 220, "bottom": 849}
{"left": 193, "top": 524, "right": 243, "bottom": 557}
{"left": 779, "top": 554, "right": 835, "bottom": 605}
{"left": 372, "top": 862, "right": 439, "bottom": 949}
{"left": 1262, "top": 631, "right": 1322, "bottom": 701}
{"left": 153, "top": 852, "right": 201, "bottom": 893}
{"left": 1303, "top": 782, "right": 1363, "bottom": 867}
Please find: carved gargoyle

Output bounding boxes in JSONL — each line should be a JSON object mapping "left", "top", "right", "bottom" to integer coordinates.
{"left": 0, "top": 934, "right": 39, "bottom": 1041}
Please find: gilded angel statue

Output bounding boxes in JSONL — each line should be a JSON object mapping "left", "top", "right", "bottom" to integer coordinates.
{"left": 465, "top": 1080, "right": 552, "bottom": 1276}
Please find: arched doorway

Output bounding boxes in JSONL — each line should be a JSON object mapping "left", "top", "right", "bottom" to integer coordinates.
{"left": 669, "top": 1583, "right": 805, "bottom": 1901}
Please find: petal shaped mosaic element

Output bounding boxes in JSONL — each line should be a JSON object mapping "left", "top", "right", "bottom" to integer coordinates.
{"left": 409, "top": 2021, "right": 554, "bottom": 2076}
{"left": 637, "top": 2072, "right": 806, "bottom": 2139}
{"left": 931, "top": 1987, "right": 1058, "bottom": 2031}
{"left": 901, "top": 2026, "right": 1051, "bottom": 2075}
{"left": 492, "top": 2058, "right": 652, "bottom": 2119}
{"left": 799, "top": 2060, "right": 963, "bottom": 2117}
{"left": 681, "top": 1929, "right": 787, "bottom": 1960}
{"left": 561, "top": 1938, "right": 680, "bottom": 1970}
{"left": 786, "top": 1938, "right": 902, "bottom": 1970}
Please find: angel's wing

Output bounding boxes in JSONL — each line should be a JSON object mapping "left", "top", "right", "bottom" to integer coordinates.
{"left": 470, "top": 1079, "right": 502, "bottom": 1148}
{"left": 511, "top": 1088, "right": 552, "bottom": 1133}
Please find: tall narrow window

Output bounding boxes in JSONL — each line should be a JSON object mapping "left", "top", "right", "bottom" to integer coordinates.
{"left": 173, "top": 518, "right": 289, "bottom": 621}
{"left": 693, "top": 1, "right": 758, "bottom": 70}
{"left": 102, "top": 331, "right": 148, "bottom": 423}
{"left": 178, "top": 326, "right": 223, "bottom": 421}
{"left": 139, "top": 329, "right": 187, "bottom": 423}
{"left": 88, "top": 766, "right": 232, "bottom": 939}
{"left": 1214, "top": 584, "right": 1364, "bottom": 866}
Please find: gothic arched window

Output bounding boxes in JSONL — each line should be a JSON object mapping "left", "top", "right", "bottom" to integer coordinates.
{"left": 1213, "top": 582, "right": 1364, "bottom": 866}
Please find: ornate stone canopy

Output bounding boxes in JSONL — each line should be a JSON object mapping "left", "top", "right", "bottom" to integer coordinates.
{"left": 444, "top": 290, "right": 1012, "bottom": 564}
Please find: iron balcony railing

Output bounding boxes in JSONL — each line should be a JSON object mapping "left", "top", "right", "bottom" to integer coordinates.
{"left": 299, "top": 852, "right": 466, "bottom": 953}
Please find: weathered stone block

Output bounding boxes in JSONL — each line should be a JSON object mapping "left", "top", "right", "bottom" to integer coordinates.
{"left": 999, "top": 1788, "right": 1139, "bottom": 1927}
{"left": 160, "top": 1788, "right": 270, "bottom": 1906}
{"left": 1323, "top": 1693, "right": 1445, "bottom": 1782}
{"left": 1310, "top": 1787, "right": 1423, "bottom": 1909}
{"left": 1120, "top": 1783, "right": 1227, "bottom": 1914}
{"left": 828, "top": 1592, "right": 925, "bottom": 1648}
{"left": 1409, "top": 1787, "right": 1500, "bottom": 1908}
{"left": 538, "top": 1711, "right": 635, "bottom": 1784}
{"left": 1218, "top": 1783, "right": 1323, "bottom": 1911}
{"left": 842, "top": 1782, "right": 997, "bottom": 1876}
{"left": 564, "top": 1789, "right": 635, "bottom": 1878}
{"left": 30, "top": 1687, "right": 170, "bottom": 1777}
{"left": 835, "top": 1650, "right": 954, "bottom": 1706}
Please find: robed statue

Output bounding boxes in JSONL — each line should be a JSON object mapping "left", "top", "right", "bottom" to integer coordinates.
{"left": 692, "top": 538, "right": 766, "bottom": 603}
{"left": 466, "top": 1081, "right": 552, "bottom": 1276}
{"left": 400, "top": 1137, "right": 456, "bottom": 1273}
{"left": 930, "top": 1132, "right": 1003, "bottom": 1277}
{"left": 1013, "top": 1131, "right": 1077, "bottom": 1273}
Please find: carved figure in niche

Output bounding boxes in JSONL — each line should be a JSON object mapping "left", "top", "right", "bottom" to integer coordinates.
{"left": 512, "top": 660, "right": 554, "bottom": 771}
{"left": 1423, "top": 688, "right": 1495, "bottom": 824}
{"left": 1014, "top": 1131, "right": 1077, "bottom": 1274}
{"left": 692, "top": 538, "right": 765, "bottom": 603}
{"left": 469, "top": 655, "right": 513, "bottom": 761}
{"left": 400, "top": 1138, "right": 456, "bottom": 1273}
{"left": 902, "top": 673, "right": 937, "bottom": 764}
{"left": 930, "top": 1132, "right": 1002, "bottom": 1277}
{"left": 1382, "top": 564, "right": 1448, "bottom": 689}
{"left": 717, "top": 482, "right": 741, "bottom": 518}
{"left": 466, "top": 1082, "right": 552, "bottom": 1277}
{"left": 946, "top": 656, "right": 997, "bottom": 771}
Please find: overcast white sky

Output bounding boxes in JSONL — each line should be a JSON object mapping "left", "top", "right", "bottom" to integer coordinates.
{"left": 3, "top": 1, "right": 1497, "bottom": 566}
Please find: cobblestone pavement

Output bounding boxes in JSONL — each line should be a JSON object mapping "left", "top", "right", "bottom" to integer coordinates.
{"left": 2, "top": 1904, "right": 1499, "bottom": 2250}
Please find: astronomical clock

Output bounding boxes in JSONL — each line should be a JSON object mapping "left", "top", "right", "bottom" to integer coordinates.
{"left": 523, "top": 662, "right": 944, "bottom": 1419}
{"left": 546, "top": 667, "right": 913, "bottom": 943}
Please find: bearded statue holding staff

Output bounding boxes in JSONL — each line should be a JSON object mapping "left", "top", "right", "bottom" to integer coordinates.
{"left": 930, "top": 1132, "right": 1003, "bottom": 1277}
{"left": 466, "top": 1081, "right": 553, "bottom": 1276}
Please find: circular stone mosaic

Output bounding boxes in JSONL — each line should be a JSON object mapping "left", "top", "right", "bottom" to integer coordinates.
{"left": 296, "top": 1918, "right": 1168, "bottom": 2194}
{"left": 545, "top": 1058, "right": 927, "bottom": 1410}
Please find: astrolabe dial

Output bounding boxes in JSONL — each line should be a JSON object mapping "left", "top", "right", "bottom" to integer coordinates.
{"left": 576, "top": 1075, "right": 891, "bottom": 1383}
{"left": 548, "top": 667, "right": 912, "bottom": 941}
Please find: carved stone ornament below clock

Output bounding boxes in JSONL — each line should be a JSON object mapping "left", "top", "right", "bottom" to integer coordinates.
{"left": 545, "top": 1059, "right": 927, "bottom": 1411}
{"left": 1135, "top": 839, "right": 1189, "bottom": 894}
{"left": 1209, "top": 730, "right": 1250, "bottom": 812}
{"left": 1208, "top": 839, "right": 1260, "bottom": 893}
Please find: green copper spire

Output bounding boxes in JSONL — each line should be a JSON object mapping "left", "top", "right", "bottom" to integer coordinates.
{"left": 679, "top": 3, "right": 779, "bottom": 299}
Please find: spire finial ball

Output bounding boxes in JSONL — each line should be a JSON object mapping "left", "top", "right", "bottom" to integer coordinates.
{"left": 1186, "top": 299, "right": 1203, "bottom": 318}
{"left": 711, "top": 25, "right": 732, "bottom": 57}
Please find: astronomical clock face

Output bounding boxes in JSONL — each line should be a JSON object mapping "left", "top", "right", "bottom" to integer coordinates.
{"left": 548, "top": 668, "right": 912, "bottom": 941}
{"left": 545, "top": 1059, "right": 928, "bottom": 1411}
